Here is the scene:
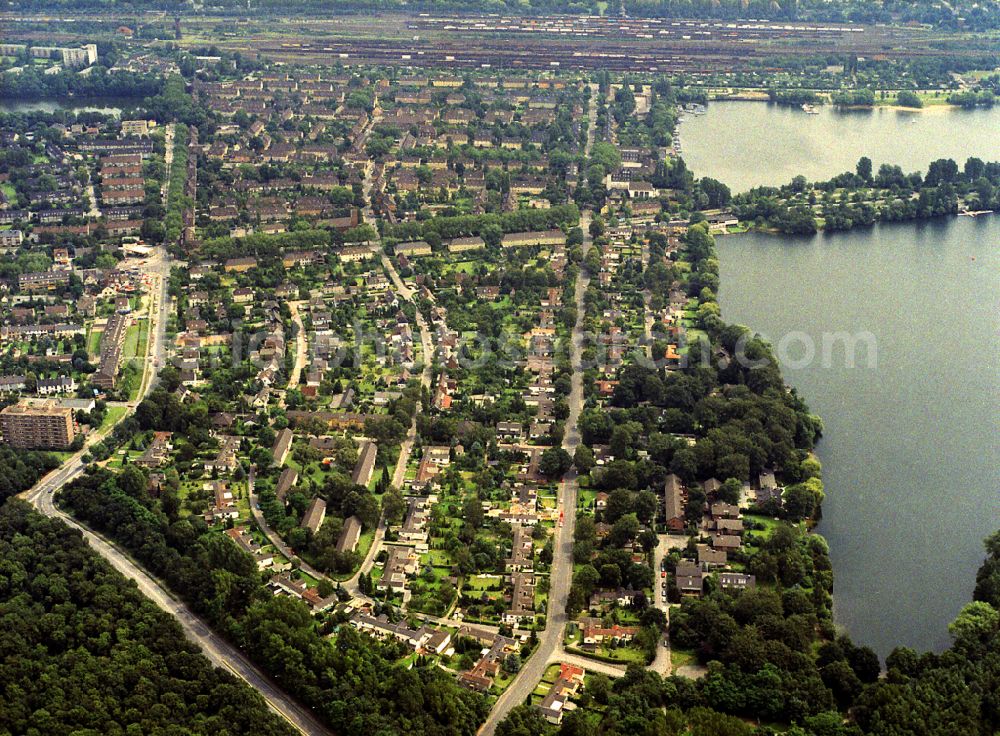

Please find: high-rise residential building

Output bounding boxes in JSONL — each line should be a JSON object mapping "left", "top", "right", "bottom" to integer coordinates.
{"left": 0, "top": 400, "right": 75, "bottom": 449}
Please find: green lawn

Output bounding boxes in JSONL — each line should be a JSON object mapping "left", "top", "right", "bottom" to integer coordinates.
{"left": 446, "top": 260, "right": 479, "bottom": 275}
{"left": 595, "top": 646, "right": 647, "bottom": 664}
{"left": 98, "top": 406, "right": 127, "bottom": 432}
{"left": 745, "top": 514, "right": 794, "bottom": 541}
{"left": 671, "top": 648, "right": 697, "bottom": 669}
{"left": 329, "top": 529, "right": 375, "bottom": 581}
{"left": 135, "top": 318, "right": 150, "bottom": 355}
{"left": 87, "top": 328, "right": 103, "bottom": 358}
{"left": 123, "top": 323, "right": 142, "bottom": 359}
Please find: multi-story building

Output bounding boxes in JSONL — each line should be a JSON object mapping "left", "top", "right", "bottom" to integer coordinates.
{"left": 0, "top": 400, "right": 75, "bottom": 449}
{"left": 27, "top": 44, "right": 97, "bottom": 68}
{"left": 120, "top": 119, "right": 151, "bottom": 137}
{"left": 91, "top": 312, "right": 129, "bottom": 390}
{"left": 18, "top": 271, "right": 70, "bottom": 293}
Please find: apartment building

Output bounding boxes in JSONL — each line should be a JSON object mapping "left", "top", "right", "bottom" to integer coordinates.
{"left": 0, "top": 400, "right": 75, "bottom": 449}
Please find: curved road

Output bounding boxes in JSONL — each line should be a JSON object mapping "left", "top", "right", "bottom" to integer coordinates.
{"left": 344, "top": 251, "right": 433, "bottom": 596}
{"left": 18, "top": 244, "right": 333, "bottom": 736}
{"left": 24, "top": 466, "right": 331, "bottom": 736}
{"left": 250, "top": 246, "right": 434, "bottom": 604}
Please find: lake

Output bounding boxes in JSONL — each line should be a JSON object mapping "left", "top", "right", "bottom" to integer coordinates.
{"left": 679, "top": 101, "right": 1000, "bottom": 193}
{"left": 717, "top": 217, "right": 1000, "bottom": 657}
{"left": 0, "top": 98, "right": 129, "bottom": 117}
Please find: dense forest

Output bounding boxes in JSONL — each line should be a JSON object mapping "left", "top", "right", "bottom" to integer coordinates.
{"left": 10, "top": 0, "right": 1000, "bottom": 30}
{"left": 0, "top": 500, "right": 297, "bottom": 736}
{"left": 0, "top": 445, "right": 60, "bottom": 506}
{"left": 498, "top": 530, "right": 1000, "bottom": 735}
{"left": 58, "top": 464, "right": 489, "bottom": 736}
{"left": 0, "top": 65, "right": 162, "bottom": 101}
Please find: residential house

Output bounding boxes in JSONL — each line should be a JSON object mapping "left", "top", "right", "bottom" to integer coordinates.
{"left": 336, "top": 515, "right": 362, "bottom": 553}
{"left": 300, "top": 497, "right": 327, "bottom": 534}
{"left": 664, "top": 473, "right": 686, "bottom": 533}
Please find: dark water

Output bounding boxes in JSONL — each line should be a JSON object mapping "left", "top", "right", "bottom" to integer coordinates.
{"left": 0, "top": 98, "right": 126, "bottom": 116}
{"left": 717, "top": 218, "right": 1000, "bottom": 657}
{"left": 679, "top": 101, "right": 1000, "bottom": 193}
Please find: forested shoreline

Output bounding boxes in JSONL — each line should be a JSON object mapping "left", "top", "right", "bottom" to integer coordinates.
{"left": 498, "top": 530, "right": 1000, "bottom": 735}
{"left": 730, "top": 156, "right": 1000, "bottom": 235}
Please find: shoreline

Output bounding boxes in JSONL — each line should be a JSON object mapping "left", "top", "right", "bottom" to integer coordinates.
{"left": 716, "top": 209, "right": 998, "bottom": 239}
{"left": 693, "top": 97, "right": 972, "bottom": 113}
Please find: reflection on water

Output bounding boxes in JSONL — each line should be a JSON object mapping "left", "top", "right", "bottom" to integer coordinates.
{"left": 0, "top": 98, "right": 128, "bottom": 116}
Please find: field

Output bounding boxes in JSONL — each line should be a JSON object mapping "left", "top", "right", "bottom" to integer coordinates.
{"left": 87, "top": 327, "right": 103, "bottom": 358}
{"left": 123, "top": 319, "right": 149, "bottom": 360}
{"left": 98, "top": 406, "right": 127, "bottom": 433}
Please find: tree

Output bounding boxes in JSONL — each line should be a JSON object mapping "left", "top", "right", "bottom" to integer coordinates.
{"left": 587, "top": 673, "right": 611, "bottom": 704}
{"left": 635, "top": 490, "right": 659, "bottom": 525}
{"left": 574, "top": 445, "right": 595, "bottom": 474}
{"left": 539, "top": 447, "right": 572, "bottom": 479}
{"left": 607, "top": 514, "right": 640, "bottom": 548}
{"left": 503, "top": 652, "right": 521, "bottom": 674}
{"left": 856, "top": 156, "right": 873, "bottom": 183}
{"left": 974, "top": 530, "right": 1000, "bottom": 608}
{"left": 0, "top": 502, "right": 297, "bottom": 736}
{"left": 718, "top": 478, "right": 742, "bottom": 505}
{"left": 782, "top": 484, "right": 816, "bottom": 521}
{"left": 700, "top": 177, "right": 732, "bottom": 208}
{"left": 382, "top": 486, "right": 406, "bottom": 524}
{"left": 948, "top": 601, "right": 999, "bottom": 656}
{"left": 638, "top": 529, "right": 658, "bottom": 553}
{"left": 589, "top": 215, "right": 605, "bottom": 239}
{"left": 496, "top": 704, "right": 548, "bottom": 736}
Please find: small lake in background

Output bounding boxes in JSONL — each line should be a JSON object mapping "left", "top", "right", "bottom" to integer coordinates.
{"left": 0, "top": 97, "right": 132, "bottom": 117}
{"left": 679, "top": 101, "right": 1000, "bottom": 193}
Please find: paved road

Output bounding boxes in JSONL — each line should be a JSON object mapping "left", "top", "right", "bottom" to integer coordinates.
{"left": 343, "top": 250, "right": 433, "bottom": 597}
{"left": 251, "top": 246, "right": 431, "bottom": 603}
{"left": 649, "top": 534, "right": 678, "bottom": 675}
{"left": 246, "top": 463, "right": 379, "bottom": 604}
{"left": 86, "top": 182, "right": 101, "bottom": 220}
{"left": 479, "top": 89, "right": 599, "bottom": 735}
{"left": 24, "top": 466, "right": 331, "bottom": 736}
{"left": 479, "top": 268, "right": 591, "bottom": 735}
{"left": 161, "top": 123, "right": 175, "bottom": 206}
{"left": 358, "top": 104, "right": 381, "bottom": 227}
{"left": 287, "top": 301, "right": 308, "bottom": 389}
{"left": 15, "top": 245, "right": 332, "bottom": 736}
{"left": 585, "top": 83, "right": 599, "bottom": 157}
{"left": 641, "top": 237, "right": 654, "bottom": 362}
{"left": 138, "top": 248, "right": 171, "bottom": 400}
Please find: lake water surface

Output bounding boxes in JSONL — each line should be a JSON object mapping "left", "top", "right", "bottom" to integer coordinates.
{"left": 679, "top": 101, "right": 1000, "bottom": 193}
{"left": 717, "top": 218, "right": 1000, "bottom": 657}
{"left": 0, "top": 98, "right": 127, "bottom": 116}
